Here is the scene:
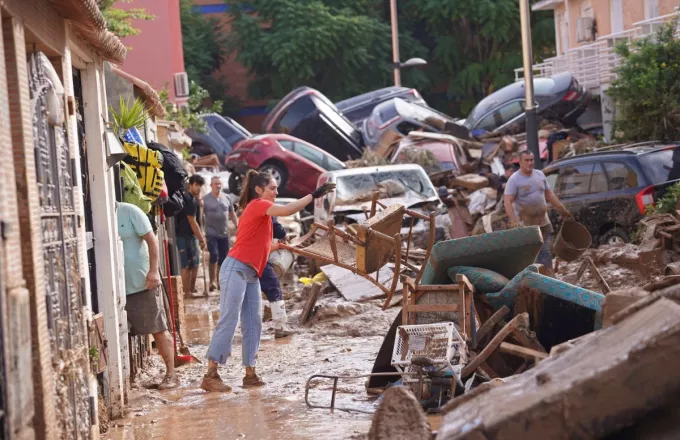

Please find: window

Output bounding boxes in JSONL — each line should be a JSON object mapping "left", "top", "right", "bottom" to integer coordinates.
{"left": 558, "top": 163, "right": 594, "bottom": 196}
{"left": 603, "top": 162, "right": 638, "bottom": 190}
{"left": 324, "top": 155, "right": 345, "bottom": 171}
{"left": 639, "top": 148, "right": 680, "bottom": 184}
{"left": 214, "top": 122, "right": 236, "bottom": 140}
{"left": 278, "top": 140, "right": 295, "bottom": 151}
{"left": 275, "top": 96, "right": 316, "bottom": 134}
{"left": 545, "top": 170, "right": 559, "bottom": 190}
{"left": 590, "top": 164, "right": 609, "bottom": 193}
{"left": 294, "top": 143, "right": 324, "bottom": 167}
{"left": 644, "top": 0, "right": 659, "bottom": 20}
{"left": 475, "top": 101, "right": 525, "bottom": 132}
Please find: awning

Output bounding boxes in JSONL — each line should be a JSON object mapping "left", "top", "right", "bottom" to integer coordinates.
{"left": 111, "top": 66, "right": 166, "bottom": 118}
{"left": 49, "top": 0, "right": 127, "bottom": 64}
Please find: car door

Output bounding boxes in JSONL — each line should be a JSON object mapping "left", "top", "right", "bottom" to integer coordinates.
{"left": 601, "top": 161, "right": 643, "bottom": 227}
{"left": 291, "top": 142, "right": 326, "bottom": 194}
{"left": 551, "top": 162, "right": 608, "bottom": 238}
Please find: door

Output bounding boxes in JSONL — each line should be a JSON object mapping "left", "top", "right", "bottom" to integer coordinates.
{"left": 29, "top": 52, "right": 91, "bottom": 439}
{"left": 552, "top": 162, "right": 607, "bottom": 237}
{"left": 610, "top": 0, "right": 624, "bottom": 34}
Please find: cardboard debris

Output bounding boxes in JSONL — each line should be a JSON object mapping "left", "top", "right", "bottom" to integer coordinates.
{"left": 451, "top": 174, "right": 489, "bottom": 191}
{"left": 321, "top": 263, "right": 402, "bottom": 304}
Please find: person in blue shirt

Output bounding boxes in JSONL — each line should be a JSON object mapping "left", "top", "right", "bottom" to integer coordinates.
{"left": 117, "top": 202, "right": 178, "bottom": 389}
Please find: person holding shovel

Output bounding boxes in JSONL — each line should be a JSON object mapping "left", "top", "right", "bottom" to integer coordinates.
{"left": 200, "top": 170, "right": 335, "bottom": 392}
{"left": 117, "top": 202, "right": 179, "bottom": 389}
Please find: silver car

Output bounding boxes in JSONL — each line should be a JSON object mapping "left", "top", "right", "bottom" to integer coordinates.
{"left": 362, "top": 98, "right": 470, "bottom": 150}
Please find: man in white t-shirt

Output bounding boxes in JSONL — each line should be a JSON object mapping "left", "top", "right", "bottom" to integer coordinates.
{"left": 504, "top": 150, "right": 571, "bottom": 276}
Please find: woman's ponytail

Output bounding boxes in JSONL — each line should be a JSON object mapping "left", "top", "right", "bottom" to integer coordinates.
{"left": 237, "top": 170, "right": 272, "bottom": 212}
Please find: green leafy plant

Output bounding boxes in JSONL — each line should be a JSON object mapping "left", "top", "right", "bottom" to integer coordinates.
{"left": 646, "top": 181, "right": 680, "bottom": 215}
{"left": 109, "top": 96, "right": 149, "bottom": 135}
{"left": 608, "top": 19, "right": 680, "bottom": 142}
{"left": 159, "top": 80, "right": 223, "bottom": 133}
{"left": 99, "top": 0, "right": 155, "bottom": 39}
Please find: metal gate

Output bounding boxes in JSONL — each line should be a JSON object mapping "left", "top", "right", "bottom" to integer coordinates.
{"left": 29, "top": 52, "right": 92, "bottom": 439}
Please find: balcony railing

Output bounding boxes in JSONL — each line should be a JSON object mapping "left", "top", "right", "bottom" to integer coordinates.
{"left": 515, "top": 11, "right": 679, "bottom": 90}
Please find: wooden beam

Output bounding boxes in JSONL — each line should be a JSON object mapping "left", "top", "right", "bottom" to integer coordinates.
{"left": 499, "top": 342, "right": 548, "bottom": 361}
{"left": 474, "top": 306, "right": 510, "bottom": 350}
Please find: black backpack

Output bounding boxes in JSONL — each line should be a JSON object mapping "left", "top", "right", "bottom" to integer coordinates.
{"left": 147, "top": 141, "right": 189, "bottom": 217}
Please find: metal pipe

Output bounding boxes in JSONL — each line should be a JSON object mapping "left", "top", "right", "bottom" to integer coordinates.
{"left": 390, "top": 0, "right": 401, "bottom": 86}
{"left": 519, "top": 0, "right": 541, "bottom": 168}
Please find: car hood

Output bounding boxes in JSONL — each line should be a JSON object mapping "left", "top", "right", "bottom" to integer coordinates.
{"left": 333, "top": 195, "right": 440, "bottom": 213}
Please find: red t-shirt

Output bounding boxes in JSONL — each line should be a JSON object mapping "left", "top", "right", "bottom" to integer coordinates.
{"left": 229, "top": 199, "right": 273, "bottom": 276}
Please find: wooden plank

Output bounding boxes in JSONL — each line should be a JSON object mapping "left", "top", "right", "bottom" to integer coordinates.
{"left": 404, "top": 304, "right": 460, "bottom": 313}
{"left": 499, "top": 342, "right": 548, "bottom": 361}
{"left": 321, "top": 263, "right": 401, "bottom": 302}
{"left": 300, "top": 283, "right": 322, "bottom": 326}
{"left": 474, "top": 306, "right": 510, "bottom": 349}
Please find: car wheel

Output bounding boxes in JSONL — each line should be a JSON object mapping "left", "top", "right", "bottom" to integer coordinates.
{"left": 228, "top": 172, "right": 242, "bottom": 194}
{"left": 259, "top": 163, "right": 288, "bottom": 190}
{"left": 600, "top": 227, "right": 629, "bottom": 246}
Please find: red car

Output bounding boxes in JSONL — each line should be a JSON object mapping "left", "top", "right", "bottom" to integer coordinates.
{"left": 225, "top": 134, "right": 346, "bottom": 197}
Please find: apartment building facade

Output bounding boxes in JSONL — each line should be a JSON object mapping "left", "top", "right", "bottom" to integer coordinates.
{"left": 522, "top": 0, "right": 679, "bottom": 140}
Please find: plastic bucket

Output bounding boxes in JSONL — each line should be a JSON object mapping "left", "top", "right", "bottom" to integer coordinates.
{"left": 268, "top": 249, "right": 295, "bottom": 278}
{"left": 552, "top": 220, "right": 592, "bottom": 262}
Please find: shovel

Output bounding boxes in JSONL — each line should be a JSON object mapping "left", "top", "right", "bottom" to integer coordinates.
{"left": 161, "top": 237, "right": 201, "bottom": 366}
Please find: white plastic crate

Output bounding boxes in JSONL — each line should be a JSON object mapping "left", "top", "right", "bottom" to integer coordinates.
{"left": 391, "top": 322, "right": 466, "bottom": 372}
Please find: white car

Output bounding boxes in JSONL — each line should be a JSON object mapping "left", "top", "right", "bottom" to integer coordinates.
{"left": 314, "top": 164, "right": 450, "bottom": 242}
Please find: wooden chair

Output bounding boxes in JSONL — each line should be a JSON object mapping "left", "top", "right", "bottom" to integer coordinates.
{"left": 280, "top": 192, "right": 436, "bottom": 304}
{"left": 401, "top": 274, "right": 475, "bottom": 341}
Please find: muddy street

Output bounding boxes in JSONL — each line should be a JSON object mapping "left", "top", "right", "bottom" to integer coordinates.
{"left": 104, "top": 275, "right": 400, "bottom": 440}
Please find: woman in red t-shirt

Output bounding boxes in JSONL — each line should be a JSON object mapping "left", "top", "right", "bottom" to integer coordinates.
{"left": 201, "top": 170, "right": 335, "bottom": 392}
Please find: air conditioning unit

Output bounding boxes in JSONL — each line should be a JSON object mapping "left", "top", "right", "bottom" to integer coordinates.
{"left": 173, "top": 72, "right": 189, "bottom": 98}
{"left": 576, "top": 17, "right": 595, "bottom": 42}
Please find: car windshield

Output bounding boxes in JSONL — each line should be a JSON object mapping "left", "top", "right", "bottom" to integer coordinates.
{"left": 335, "top": 169, "right": 436, "bottom": 205}
{"left": 639, "top": 148, "right": 680, "bottom": 184}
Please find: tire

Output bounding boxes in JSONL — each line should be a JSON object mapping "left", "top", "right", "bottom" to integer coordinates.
{"left": 600, "top": 227, "right": 629, "bottom": 246}
{"left": 228, "top": 172, "right": 242, "bottom": 194}
{"left": 259, "top": 162, "right": 288, "bottom": 191}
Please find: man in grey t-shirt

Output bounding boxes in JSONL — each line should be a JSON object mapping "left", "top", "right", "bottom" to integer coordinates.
{"left": 203, "top": 176, "right": 239, "bottom": 291}
{"left": 504, "top": 150, "right": 571, "bottom": 276}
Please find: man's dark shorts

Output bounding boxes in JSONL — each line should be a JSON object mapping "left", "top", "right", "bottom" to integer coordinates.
{"left": 260, "top": 262, "right": 283, "bottom": 302}
{"left": 125, "top": 285, "right": 169, "bottom": 335}
{"left": 176, "top": 235, "right": 199, "bottom": 269}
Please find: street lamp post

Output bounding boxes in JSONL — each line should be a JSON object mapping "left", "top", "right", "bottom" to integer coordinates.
{"left": 390, "top": 0, "right": 401, "bottom": 86}
{"left": 390, "top": 0, "right": 427, "bottom": 86}
{"left": 519, "top": 0, "right": 541, "bottom": 168}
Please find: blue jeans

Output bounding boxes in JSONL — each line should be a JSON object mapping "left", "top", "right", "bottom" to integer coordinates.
{"left": 206, "top": 235, "right": 229, "bottom": 265}
{"left": 176, "top": 235, "right": 199, "bottom": 269}
{"left": 536, "top": 232, "right": 554, "bottom": 270}
{"left": 206, "top": 256, "right": 262, "bottom": 366}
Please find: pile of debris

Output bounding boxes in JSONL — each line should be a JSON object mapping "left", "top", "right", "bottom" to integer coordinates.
{"left": 356, "top": 226, "right": 680, "bottom": 440}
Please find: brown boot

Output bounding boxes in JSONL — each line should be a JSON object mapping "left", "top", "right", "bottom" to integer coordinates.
{"left": 200, "top": 370, "right": 232, "bottom": 393}
{"left": 243, "top": 368, "right": 266, "bottom": 388}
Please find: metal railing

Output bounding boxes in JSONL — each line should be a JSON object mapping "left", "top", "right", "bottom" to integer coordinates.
{"left": 515, "top": 11, "right": 679, "bottom": 90}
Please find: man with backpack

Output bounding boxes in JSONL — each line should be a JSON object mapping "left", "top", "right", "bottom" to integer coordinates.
{"left": 176, "top": 174, "right": 207, "bottom": 296}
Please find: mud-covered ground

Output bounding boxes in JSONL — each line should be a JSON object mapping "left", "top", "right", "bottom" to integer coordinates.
{"left": 104, "top": 243, "right": 654, "bottom": 440}
{"left": 103, "top": 270, "right": 400, "bottom": 440}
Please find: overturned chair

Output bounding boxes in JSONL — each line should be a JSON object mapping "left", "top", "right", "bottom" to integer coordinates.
{"left": 279, "top": 193, "right": 436, "bottom": 302}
